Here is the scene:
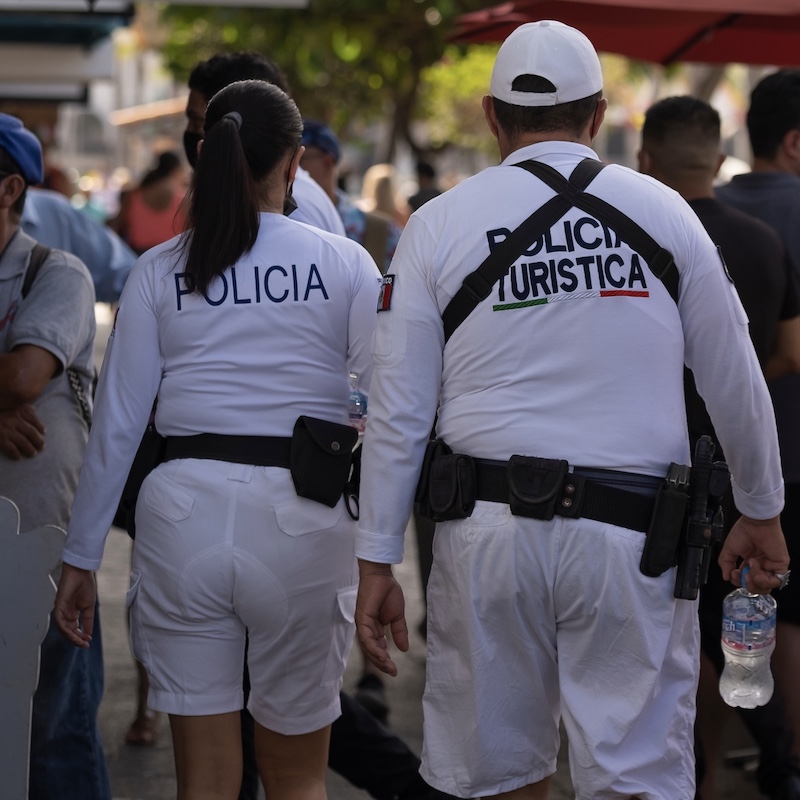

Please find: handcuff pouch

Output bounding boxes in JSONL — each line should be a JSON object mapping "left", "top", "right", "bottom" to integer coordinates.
{"left": 508, "top": 456, "right": 568, "bottom": 520}
{"left": 428, "top": 453, "right": 476, "bottom": 521}
{"left": 290, "top": 416, "right": 357, "bottom": 507}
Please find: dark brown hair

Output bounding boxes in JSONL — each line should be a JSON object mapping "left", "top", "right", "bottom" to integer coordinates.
{"left": 179, "top": 79, "right": 302, "bottom": 294}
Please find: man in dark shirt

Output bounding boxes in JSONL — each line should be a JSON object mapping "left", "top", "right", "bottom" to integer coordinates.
{"left": 716, "top": 71, "right": 800, "bottom": 778}
{"left": 640, "top": 94, "right": 800, "bottom": 800}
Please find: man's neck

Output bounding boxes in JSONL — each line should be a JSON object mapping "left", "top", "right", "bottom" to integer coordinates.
{"left": 751, "top": 153, "right": 799, "bottom": 176}
{"left": 0, "top": 219, "right": 18, "bottom": 259}
{"left": 500, "top": 131, "right": 591, "bottom": 161}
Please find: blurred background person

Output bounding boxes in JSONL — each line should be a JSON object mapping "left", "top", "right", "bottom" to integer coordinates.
{"left": 716, "top": 70, "right": 800, "bottom": 767}
{"left": 639, "top": 94, "right": 800, "bottom": 800}
{"left": 358, "top": 163, "right": 408, "bottom": 228}
{"left": 300, "top": 120, "right": 400, "bottom": 274}
{"left": 406, "top": 161, "right": 442, "bottom": 214}
{"left": 108, "top": 150, "right": 187, "bottom": 256}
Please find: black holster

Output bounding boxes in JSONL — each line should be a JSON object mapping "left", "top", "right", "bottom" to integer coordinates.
{"left": 639, "top": 462, "right": 690, "bottom": 578}
{"left": 290, "top": 416, "right": 358, "bottom": 507}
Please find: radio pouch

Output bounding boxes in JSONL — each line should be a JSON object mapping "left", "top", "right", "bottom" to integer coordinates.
{"left": 290, "top": 416, "right": 358, "bottom": 507}
{"left": 508, "top": 456, "right": 569, "bottom": 520}
{"left": 639, "top": 463, "right": 690, "bottom": 577}
{"left": 429, "top": 453, "right": 476, "bottom": 521}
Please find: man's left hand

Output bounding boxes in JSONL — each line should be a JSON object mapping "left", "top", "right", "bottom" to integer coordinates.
{"left": 719, "top": 514, "right": 789, "bottom": 593}
{"left": 355, "top": 560, "right": 409, "bottom": 677}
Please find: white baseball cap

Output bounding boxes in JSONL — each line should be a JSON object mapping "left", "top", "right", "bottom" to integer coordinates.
{"left": 490, "top": 20, "right": 603, "bottom": 107}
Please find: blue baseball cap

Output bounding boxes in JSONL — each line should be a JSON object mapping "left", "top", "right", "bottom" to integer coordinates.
{"left": 301, "top": 119, "right": 341, "bottom": 164}
{"left": 0, "top": 113, "right": 43, "bottom": 185}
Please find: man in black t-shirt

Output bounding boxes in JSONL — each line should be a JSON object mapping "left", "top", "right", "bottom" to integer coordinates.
{"left": 640, "top": 95, "right": 800, "bottom": 800}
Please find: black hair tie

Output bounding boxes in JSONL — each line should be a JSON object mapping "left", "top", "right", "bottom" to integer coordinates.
{"left": 222, "top": 111, "right": 243, "bottom": 130}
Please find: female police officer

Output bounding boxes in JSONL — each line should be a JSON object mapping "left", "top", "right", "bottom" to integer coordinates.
{"left": 54, "top": 79, "right": 382, "bottom": 800}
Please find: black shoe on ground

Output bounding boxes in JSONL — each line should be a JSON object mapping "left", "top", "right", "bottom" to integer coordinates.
{"left": 354, "top": 673, "right": 390, "bottom": 724}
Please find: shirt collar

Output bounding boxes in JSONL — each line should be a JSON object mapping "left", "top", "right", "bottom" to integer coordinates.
{"left": 500, "top": 140, "right": 599, "bottom": 167}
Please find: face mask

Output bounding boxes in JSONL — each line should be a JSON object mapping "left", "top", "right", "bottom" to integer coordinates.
{"left": 183, "top": 130, "right": 203, "bottom": 169}
{"left": 283, "top": 183, "right": 297, "bottom": 216}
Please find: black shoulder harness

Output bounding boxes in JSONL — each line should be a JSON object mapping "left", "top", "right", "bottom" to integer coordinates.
{"left": 441, "top": 159, "right": 679, "bottom": 343}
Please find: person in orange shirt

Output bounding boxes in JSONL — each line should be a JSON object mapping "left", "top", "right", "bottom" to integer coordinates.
{"left": 110, "top": 151, "right": 187, "bottom": 255}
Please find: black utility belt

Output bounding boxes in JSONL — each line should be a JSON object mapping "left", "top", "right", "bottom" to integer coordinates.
{"left": 415, "top": 439, "right": 657, "bottom": 532}
{"left": 163, "top": 416, "right": 358, "bottom": 508}
{"left": 474, "top": 458, "right": 657, "bottom": 532}
{"left": 164, "top": 433, "right": 292, "bottom": 467}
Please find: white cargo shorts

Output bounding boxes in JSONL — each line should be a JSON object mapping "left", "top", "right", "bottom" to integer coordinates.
{"left": 420, "top": 500, "right": 698, "bottom": 800}
{"left": 127, "top": 457, "right": 358, "bottom": 735}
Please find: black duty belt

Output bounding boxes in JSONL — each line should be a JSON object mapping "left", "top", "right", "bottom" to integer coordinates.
{"left": 474, "top": 458, "right": 658, "bottom": 533}
{"left": 163, "top": 434, "right": 292, "bottom": 468}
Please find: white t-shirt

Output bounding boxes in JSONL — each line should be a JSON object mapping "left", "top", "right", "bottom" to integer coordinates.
{"left": 64, "top": 213, "right": 381, "bottom": 570}
{"left": 292, "top": 167, "right": 346, "bottom": 236}
{"left": 357, "top": 141, "right": 784, "bottom": 565}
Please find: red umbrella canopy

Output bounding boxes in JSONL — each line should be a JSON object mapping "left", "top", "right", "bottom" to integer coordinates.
{"left": 451, "top": 0, "right": 800, "bottom": 66}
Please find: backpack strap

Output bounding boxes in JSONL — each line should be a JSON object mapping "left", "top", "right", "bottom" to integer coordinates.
{"left": 22, "top": 243, "right": 51, "bottom": 299}
{"left": 441, "top": 158, "right": 679, "bottom": 343}
{"left": 20, "top": 242, "right": 93, "bottom": 430}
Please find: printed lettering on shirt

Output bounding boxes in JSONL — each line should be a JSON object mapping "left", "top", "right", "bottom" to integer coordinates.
{"left": 485, "top": 217, "right": 650, "bottom": 311}
{"left": 174, "top": 264, "right": 329, "bottom": 310}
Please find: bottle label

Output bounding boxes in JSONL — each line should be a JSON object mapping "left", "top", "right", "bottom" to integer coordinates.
{"left": 721, "top": 614, "right": 776, "bottom": 652}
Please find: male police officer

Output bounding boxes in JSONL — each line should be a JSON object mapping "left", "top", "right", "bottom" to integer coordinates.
{"left": 355, "top": 21, "right": 789, "bottom": 800}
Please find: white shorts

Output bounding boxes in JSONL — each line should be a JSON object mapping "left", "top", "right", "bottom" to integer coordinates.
{"left": 127, "top": 457, "right": 358, "bottom": 735}
{"left": 420, "top": 501, "right": 699, "bottom": 800}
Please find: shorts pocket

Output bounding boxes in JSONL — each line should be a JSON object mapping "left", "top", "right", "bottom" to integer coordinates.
{"left": 141, "top": 470, "right": 195, "bottom": 522}
{"left": 321, "top": 585, "right": 357, "bottom": 685}
{"left": 274, "top": 495, "right": 343, "bottom": 537}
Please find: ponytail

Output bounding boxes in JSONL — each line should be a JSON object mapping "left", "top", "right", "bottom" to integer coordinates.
{"left": 177, "top": 79, "right": 302, "bottom": 295}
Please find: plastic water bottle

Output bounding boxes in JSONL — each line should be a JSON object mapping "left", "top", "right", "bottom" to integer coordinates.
{"left": 719, "top": 569, "right": 777, "bottom": 709}
{"left": 348, "top": 372, "right": 367, "bottom": 434}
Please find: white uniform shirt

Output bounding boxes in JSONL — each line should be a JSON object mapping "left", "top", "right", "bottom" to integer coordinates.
{"left": 292, "top": 168, "right": 347, "bottom": 236}
{"left": 357, "top": 141, "right": 784, "bottom": 565}
{"left": 64, "top": 213, "right": 381, "bottom": 570}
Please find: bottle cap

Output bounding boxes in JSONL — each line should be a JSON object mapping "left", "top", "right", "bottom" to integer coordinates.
{"left": 741, "top": 566, "right": 750, "bottom": 589}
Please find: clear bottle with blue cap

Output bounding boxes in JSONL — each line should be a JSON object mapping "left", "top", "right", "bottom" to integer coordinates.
{"left": 719, "top": 566, "right": 777, "bottom": 708}
{"left": 347, "top": 372, "right": 367, "bottom": 435}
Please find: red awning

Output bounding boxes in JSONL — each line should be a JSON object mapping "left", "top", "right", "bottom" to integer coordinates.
{"left": 451, "top": 0, "right": 800, "bottom": 65}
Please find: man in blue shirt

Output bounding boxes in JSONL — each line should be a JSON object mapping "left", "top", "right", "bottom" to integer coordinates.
{"left": 22, "top": 187, "right": 135, "bottom": 304}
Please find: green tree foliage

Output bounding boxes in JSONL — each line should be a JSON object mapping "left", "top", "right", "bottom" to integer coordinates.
{"left": 160, "top": 0, "right": 489, "bottom": 160}
{"left": 418, "top": 44, "right": 498, "bottom": 155}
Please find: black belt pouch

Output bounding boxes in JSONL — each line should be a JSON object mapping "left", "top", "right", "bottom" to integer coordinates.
{"left": 508, "top": 455, "right": 568, "bottom": 520}
{"left": 639, "top": 473, "right": 689, "bottom": 577}
{"left": 115, "top": 422, "right": 167, "bottom": 540}
{"left": 429, "top": 453, "right": 476, "bottom": 521}
{"left": 290, "top": 416, "right": 358, "bottom": 507}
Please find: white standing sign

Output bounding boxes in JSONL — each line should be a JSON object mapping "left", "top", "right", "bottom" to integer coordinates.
{"left": 0, "top": 497, "right": 65, "bottom": 800}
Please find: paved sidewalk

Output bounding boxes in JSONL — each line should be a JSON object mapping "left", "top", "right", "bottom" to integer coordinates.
{"left": 90, "top": 305, "right": 765, "bottom": 800}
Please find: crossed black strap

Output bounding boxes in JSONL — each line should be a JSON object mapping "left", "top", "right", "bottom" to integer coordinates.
{"left": 441, "top": 158, "right": 679, "bottom": 343}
